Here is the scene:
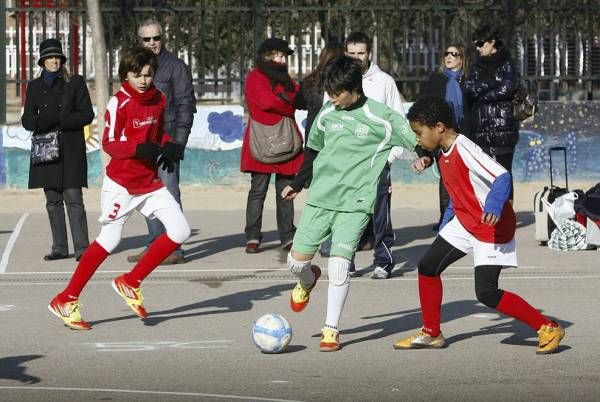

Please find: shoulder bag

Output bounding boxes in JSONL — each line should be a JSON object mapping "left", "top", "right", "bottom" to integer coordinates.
{"left": 249, "top": 116, "right": 302, "bottom": 164}
{"left": 31, "top": 130, "right": 61, "bottom": 166}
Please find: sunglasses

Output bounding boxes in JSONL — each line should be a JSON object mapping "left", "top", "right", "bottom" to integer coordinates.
{"left": 444, "top": 51, "right": 461, "bottom": 57}
{"left": 474, "top": 40, "right": 486, "bottom": 48}
{"left": 141, "top": 35, "right": 161, "bottom": 42}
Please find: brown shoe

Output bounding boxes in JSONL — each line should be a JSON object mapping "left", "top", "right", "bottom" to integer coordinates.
{"left": 160, "top": 252, "right": 186, "bottom": 265}
{"left": 127, "top": 250, "right": 146, "bottom": 263}
{"left": 245, "top": 242, "right": 260, "bottom": 254}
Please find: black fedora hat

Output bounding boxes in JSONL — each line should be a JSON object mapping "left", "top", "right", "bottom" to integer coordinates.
{"left": 38, "top": 38, "right": 67, "bottom": 66}
{"left": 257, "top": 37, "right": 294, "bottom": 56}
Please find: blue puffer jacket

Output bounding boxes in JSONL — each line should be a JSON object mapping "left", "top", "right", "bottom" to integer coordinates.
{"left": 463, "top": 48, "right": 519, "bottom": 155}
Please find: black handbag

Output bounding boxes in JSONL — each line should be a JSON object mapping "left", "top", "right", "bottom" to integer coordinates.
{"left": 513, "top": 79, "right": 537, "bottom": 122}
{"left": 31, "top": 130, "right": 61, "bottom": 166}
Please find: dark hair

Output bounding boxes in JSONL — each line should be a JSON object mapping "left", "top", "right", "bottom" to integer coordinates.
{"left": 303, "top": 42, "right": 345, "bottom": 90}
{"left": 407, "top": 96, "right": 455, "bottom": 129}
{"left": 118, "top": 46, "right": 158, "bottom": 83}
{"left": 323, "top": 56, "right": 363, "bottom": 96}
{"left": 345, "top": 31, "right": 372, "bottom": 53}
{"left": 472, "top": 24, "right": 504, "bottom": 48}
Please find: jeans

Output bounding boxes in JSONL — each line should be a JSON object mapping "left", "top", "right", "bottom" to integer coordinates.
{"left": 145, "top": 161, "right": 184, "bottom": 256}
{"left": 245, "top": 172, "right": 296, "bottom": 245}
{"left": 44, "top": 187, "right": 89, "bottom": 258}
{"left": 371, "top": 163, "right": 395, "bottom": 267}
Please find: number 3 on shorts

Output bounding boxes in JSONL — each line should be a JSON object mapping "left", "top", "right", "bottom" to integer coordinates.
{"left": 108, "top": 203, "right": 121, "bottom": 219}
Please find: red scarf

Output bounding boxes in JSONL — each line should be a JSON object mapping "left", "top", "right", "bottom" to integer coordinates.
{"left": 122, "top": 81, "right": 161, "bottom": 105}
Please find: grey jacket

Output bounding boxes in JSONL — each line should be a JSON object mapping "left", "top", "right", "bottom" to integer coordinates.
{"left": 155, "top": 48, "right": 197, "bottom": 145}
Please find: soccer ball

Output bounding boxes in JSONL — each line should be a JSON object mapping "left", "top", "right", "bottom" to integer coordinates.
{"left": 252, "top": 313, "right": 292, "bottom": 353}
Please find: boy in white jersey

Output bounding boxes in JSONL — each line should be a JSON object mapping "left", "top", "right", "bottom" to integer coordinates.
{"left": 281, "top": 56, "right": 418, "bottom": 351}
{"left": 394, "top": 96, "right": 564, "bottom": 354}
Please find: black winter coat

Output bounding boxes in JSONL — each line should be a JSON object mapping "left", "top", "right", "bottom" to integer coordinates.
{"left": 421, "top": 71, "right": 471, "bottom": 137}
{"left": 294, "top": 77, "right": 324, "bottom": 142}
{"left": 21, "top": 74, "right": 94, "bottom": 189}
{"left": 463, "top": 48, "right": 519, "bottom": 155}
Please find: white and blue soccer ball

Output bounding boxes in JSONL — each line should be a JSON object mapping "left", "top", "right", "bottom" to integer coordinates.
{"left": 252, "top": 313, "right": 292, "bottom": 353}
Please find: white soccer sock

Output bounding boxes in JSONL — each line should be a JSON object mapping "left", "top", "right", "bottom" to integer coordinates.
{"left": 325, "top": 257, "right": 351, "bottom": 328}
{"left": 287, "top": 253, "right": 314, "bottom": 288}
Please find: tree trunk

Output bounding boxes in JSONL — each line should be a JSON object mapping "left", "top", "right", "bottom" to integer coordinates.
{"left": 86, "top": 0, "right": 109, "bottom": 167}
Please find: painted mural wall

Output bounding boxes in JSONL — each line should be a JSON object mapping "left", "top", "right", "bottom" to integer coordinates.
{"left": 1, "top": 101, "right": 599, "bottom": 188}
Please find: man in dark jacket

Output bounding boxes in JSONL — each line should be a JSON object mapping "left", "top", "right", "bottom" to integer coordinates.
{"left": 128, "top": 19, "right": 197, "bottom": 264}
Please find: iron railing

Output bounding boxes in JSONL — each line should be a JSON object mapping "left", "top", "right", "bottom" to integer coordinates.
{"left": 2, "top": 0, "right": 600, "bottom": 123}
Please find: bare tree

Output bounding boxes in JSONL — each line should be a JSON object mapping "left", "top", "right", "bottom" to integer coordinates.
{"left": 86, "top": 0, "right": 109, "bottom": 166}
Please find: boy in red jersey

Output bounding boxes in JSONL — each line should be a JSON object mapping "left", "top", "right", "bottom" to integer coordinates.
{"left": 48, "top": 47, "right": 191, "bottom": 330}
{"left": 394, "top": 96, "right": 564, "bottom": 354}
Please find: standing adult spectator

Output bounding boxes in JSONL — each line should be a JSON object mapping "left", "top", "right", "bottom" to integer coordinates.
{"left": 345, "top": 32, "right": 424, "bottom": 279}
{"left": 294, "top": 42, "right": 345, "bottom": 142}
{"left": 421, "top": 44, "right": 470, "bottom": 229}
{"left": 127, "top": 19, "right": 197, "bottom": 265}
{"left": 240, "top": 38, "right": 304, "bottom": 254}
{"left": 21, "top": 38, "right": 94, "bottom": 262}
{"left": 463, "top": 24, "right": 518, "bottom": 201}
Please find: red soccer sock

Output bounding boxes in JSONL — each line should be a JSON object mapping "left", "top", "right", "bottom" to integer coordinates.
{"left": 495, "top": 291, "right": 551, "bottom": 331}
{"left": 418, "top": 274, "right": 443, "bottom": 337}
{"left": 58, "top": 241, "right": 109, "bottom": 302}
{"left": 124, "top": 234, "right": 180, "bottom": 287}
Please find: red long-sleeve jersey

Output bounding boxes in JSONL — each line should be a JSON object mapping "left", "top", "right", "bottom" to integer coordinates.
{"left": 102, "top": 81, "right": 170, "bottom": 194}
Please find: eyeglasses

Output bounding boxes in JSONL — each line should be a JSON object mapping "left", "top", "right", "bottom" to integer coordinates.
{"left": 141, "top": 35, "right": 161, "bottom": 42}
{"left": 444, "top": 51, "right": 461, "bottom": 57}
{"left": 474, "top": 40, "right": 486, "bottom": 48}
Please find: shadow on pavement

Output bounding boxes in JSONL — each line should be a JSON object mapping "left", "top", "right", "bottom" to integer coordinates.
{"left": 0, "top": 355, "right": 43, "bottom": 384}
{"left": 184, "top": 230, "right": 283, "bottom": 262}
{"left": 341, "top": 300, "right": 573, "bottom": 351}
{"left": 89, "top": 283, "right": 292, "bottom": 327}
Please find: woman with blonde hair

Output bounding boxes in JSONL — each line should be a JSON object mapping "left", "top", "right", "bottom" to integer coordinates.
{"left": 421, "top": 43, "right": 470, "bottom": 230}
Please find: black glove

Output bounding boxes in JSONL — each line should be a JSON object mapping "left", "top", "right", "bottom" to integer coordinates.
{"left": 135, "top": 142, "right": 161, "bottom": 161}
{"left": 157, "top": 154, "right": 175, "bottom": 173}
{"left": 161, "top": 142, "right": 186, "bottom": 161}
{"left": 37, "top": 113, "right": 60, "bottom": 132}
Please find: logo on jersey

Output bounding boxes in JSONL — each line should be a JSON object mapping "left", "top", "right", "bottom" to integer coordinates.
{"left": 133, "top": 116, "right": 158, "bottom": 128}
{"left": 337, "top": 242, "right": 353, "bottom": 251}
{"left": 354, "top": 124, "right": 370, "bottom": 139}
{"left": 329, "top": 122, "right": 344, "bottom": 131}
{"left": 341, "top": 115, "right": 355, "bottom": 121}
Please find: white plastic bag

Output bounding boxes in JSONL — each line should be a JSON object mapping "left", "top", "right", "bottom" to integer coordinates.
{"left": 543, "top": 191, "right": 578, "bottom": 228}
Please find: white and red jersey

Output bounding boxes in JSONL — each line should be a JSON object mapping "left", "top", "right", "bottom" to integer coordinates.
{"left": 439, "top": 135, "right": 516, "bottom": 243}
{"left": 102, "top": 81, "right": 170, "bottom": 195}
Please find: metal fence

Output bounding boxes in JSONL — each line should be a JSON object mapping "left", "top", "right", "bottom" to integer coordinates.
{"left": 2, "top": 0, "right": 600, "bottom": 123}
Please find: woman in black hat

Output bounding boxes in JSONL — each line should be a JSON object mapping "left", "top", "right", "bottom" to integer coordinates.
{"left": 21, "top": 38, "right": 95, "bottom": 261}
{"left": 239, "top": 37, "right": 304, "bottom": 253}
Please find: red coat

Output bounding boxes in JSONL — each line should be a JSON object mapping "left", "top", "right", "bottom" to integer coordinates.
{"left": 240, "top": 68, "right": 304, "bottom": 175}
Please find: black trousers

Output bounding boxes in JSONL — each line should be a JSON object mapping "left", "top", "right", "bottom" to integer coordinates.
{"left": 44, "top": 187, "right": 90, "bottom": 258}
{"left": 244, "top": 172, "right": 296, "bottom": 245}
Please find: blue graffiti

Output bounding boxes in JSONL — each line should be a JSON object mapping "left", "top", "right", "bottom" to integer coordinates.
{"left": 524, "top": 131, "right": 549, "bottom": 182}
{"left": 207, "top": 111, "right": 244, "bottom": 143}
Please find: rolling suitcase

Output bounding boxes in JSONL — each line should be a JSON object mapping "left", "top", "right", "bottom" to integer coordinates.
{"left": 534, "top": 147, "right": 569, "bottom": 245}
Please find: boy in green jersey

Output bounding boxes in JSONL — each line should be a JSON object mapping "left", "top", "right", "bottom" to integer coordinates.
{"left": 281, "top": 56, "right": 418, "bottom": 351}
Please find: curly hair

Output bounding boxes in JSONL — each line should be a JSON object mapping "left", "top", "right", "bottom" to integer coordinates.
{"left": 406, "top": 96, "right": 455, "bottom": 129}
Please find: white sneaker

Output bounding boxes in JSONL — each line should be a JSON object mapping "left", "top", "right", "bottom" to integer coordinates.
{"left": 371, "top": 266, "right": 391, "bottom": 279}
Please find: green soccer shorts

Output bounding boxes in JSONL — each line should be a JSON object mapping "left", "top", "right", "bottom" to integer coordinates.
{"left": 292, "top": 204, "right": 371, "bottom": 260}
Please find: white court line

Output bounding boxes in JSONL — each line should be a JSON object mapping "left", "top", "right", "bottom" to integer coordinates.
{"left": 1, "top": 274, "right": 600, "bottom": 286}
{"left": 0, "top": 386, "right": 302, "bottom": 402}
{"left": 1, "top": 267, "right": 542, "bottom": 275}
{"left": 0, "top": 213, "right": 29, "bottom": 274}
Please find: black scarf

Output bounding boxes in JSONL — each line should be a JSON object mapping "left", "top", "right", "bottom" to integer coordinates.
{"left": 476, "top": 47, "right": 511, "bottom": 77}
{"left": 256, "top": 59, "right": 295, "bottom": 92}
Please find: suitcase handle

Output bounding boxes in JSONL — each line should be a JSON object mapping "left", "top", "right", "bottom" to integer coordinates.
{"left": 549, "top": 147, "right": 568, "bottom": 190}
